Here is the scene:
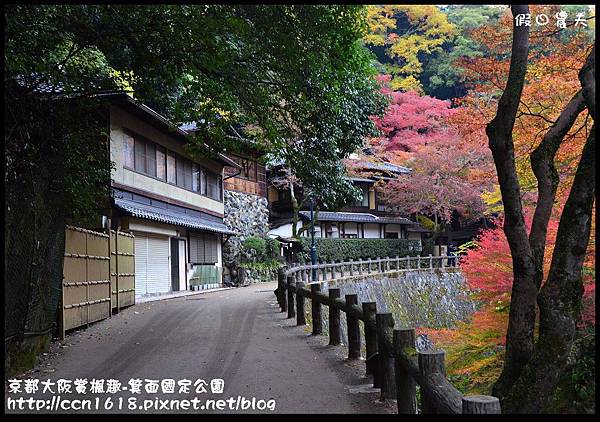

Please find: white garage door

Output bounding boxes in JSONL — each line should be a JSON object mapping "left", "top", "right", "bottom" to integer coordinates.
{"left": 134, "top": 233, "right": 171, "bottom": 296}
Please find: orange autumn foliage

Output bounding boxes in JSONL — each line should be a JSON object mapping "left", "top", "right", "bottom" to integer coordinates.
{"left": 414, "top": 6, "right": 594, "bottom": 396}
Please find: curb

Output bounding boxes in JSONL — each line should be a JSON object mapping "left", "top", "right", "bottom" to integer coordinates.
{"left": 136, "top": 287, "right": 235, "bottom": 304}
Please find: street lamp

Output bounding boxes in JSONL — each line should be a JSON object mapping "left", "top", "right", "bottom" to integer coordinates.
{"left": 309, "top": 194, "right": 317, "bottom": 281}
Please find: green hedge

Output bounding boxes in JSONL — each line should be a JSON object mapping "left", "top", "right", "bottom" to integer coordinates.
{"left": 298, "top": 238, "right": 422, "bottom": 263}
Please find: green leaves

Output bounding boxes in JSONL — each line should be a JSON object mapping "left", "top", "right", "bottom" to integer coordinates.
{"left": 298, "top": 238, "right": 422, "bottom": 262}
{"left": 6, "top": 5, "right": 386, "bottom": 220}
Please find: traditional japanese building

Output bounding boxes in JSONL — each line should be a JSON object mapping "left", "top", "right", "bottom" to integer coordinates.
{"left": 178, "top": 123, "right": 270, "bottom": 284}
{"left": 266, "top": 154, "right": 429, "bottom": 247}
{"left": 105, "top": 93, "right": 239, "bottom": 298}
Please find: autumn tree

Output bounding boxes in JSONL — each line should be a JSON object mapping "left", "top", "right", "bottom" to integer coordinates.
{"left": 382, "top": 138, "right": 489, "bottom": 232}
{"left": 364, "top": 5, "right": 455, "bottom": 92}
{"left": 419, "top": 5, "right": 505, "bottom": 99}
{"left": 369, "top": 75, "right": 456, "bottom": 153}
{"left": 484, "top": 5, "right": 595, "bottom": 412}
{"left": 368, "top": 75, "right": 491, "bottom": 235}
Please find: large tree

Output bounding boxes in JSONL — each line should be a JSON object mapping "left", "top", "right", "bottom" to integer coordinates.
{"left": 364, "top": 75, "right": 491, "bottom": 235}
{"left": 485, "top": 5, "right": 595, "bottom": 412}
{"left": 419, "top": 5, "right": 505, "bottom": 99}
{"left": 4, "top": 4, "right": 384, "bottom": 374}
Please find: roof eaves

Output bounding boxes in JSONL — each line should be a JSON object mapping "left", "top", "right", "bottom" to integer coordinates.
{"left": 115, "top": 198, "right": 236, "bottom": 235}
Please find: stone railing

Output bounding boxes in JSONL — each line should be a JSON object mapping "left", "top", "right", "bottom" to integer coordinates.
{"left": 284, "top": 254, "right": 459, "bottom": 283}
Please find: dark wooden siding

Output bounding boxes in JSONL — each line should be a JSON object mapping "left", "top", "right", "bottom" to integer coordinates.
{"left": 224, "top": 153, "right": 267, "bottom": 197}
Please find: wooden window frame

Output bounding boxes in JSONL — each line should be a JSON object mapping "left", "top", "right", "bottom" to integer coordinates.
{"left": 123, "top": 133, "right": 135, "bottom": 169}
{"left": 188, "top": 232, "right": 219, "bottom": 265}
{"left": 156, "top": 145, "right": 166, "bottom": 181}
{"left": 120, "top": 127, "right": 223, "bottom": 202}
{"left": 352, "top": 183, "right": 370, "bottom": 208}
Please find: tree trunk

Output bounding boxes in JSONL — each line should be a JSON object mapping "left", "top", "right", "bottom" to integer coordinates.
{"left": 502, "top": 125, "right": 595, "bottom": 413}
{"left": 290, "top": 182, "right": 299, "bottom": 238}
{"left": 500, "top": 42, "right": 596, "bottom": 414}
{"left": 578, "top": 45, "right": 595, "bottom": 117}
{"left": 529, "top": 91, "right": 586, "bottom": 289}
{"left": 486, "top": 5, "right": 537, "bottom": 401}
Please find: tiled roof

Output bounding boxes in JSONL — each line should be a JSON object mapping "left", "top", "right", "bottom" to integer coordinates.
{"left": 299, "top": 211, "right": 414, "bottom": 225}
{"left": 13, "top": 74, "right": 124, "bottom": 98}
{"left": 377, "top": 216, "right": 420, "bottom": 225}
{"left": 344, "top": 176, "right": 375, "bottom": 183}
{"left": 356, "top": 161, "right": 411, "bottom": 174}
{"left": 114, "top": 197, "right": 236, "bottom": 235}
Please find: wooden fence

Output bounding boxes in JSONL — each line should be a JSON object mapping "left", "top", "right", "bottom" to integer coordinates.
{"left": 61, "top": 226, "right": 135, "bottom": 337}
{"left": 274, "top": 257, "right": 501, "bottom": 414}
{"left": 110, "top": 229, "right": 135, "bottom": 311}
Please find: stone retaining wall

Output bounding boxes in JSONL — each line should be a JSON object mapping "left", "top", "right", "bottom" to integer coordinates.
{"left": 238, "top": 266, "right": 279, "bottom": 285}
{"left": 223, "top": 190, "right": 269, "bottom": 283}
{"left": 307, "top": 268, "right": 477, "bottom": 346}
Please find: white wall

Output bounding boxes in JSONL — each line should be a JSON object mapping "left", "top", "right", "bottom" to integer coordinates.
{"left": 125, "top": 218, "right": 223, "bottom": 287}
{"left": 268, "top": 222, "right": 295, "bottom": 239}
{"left": 363, "top": 223, "right": 381, "bottom": 238}
{"left": 127, "top": 218, "right": 177, "bottom": 237}
{"left": 324, "top": 223, "right": 340, "bottom": 238}
{"left": 268, "top": 221, "right": 326, "bottom": 239}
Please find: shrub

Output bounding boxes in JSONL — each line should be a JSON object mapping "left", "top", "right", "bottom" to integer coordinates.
{"left": 242, "top": 236, "right": 266, "bottom": 255}
{"left": 240, "top": 236, "right": 284, "bottom": 266}
{"left": 265, "top": 238, "right": 281, "bottom": 260}
{"left": 298, "top": 238, "right": 422, "bottom": 263}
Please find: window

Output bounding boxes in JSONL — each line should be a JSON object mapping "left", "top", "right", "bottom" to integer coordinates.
{"left": 145, "top": 142, "right": 156, "bottom": 177}
{"left": 217, "top": 175, "right": 222, "bottom": 201}
{"left": 134, "top": 137, "right": 146, "bottom": 173}
{"left": 200, "top": 168, "right": 207, "bottom": 195}
{"left": 192, "top": 164, "right": 200, "bottom": 192}
{"left": 189, "top": 232, "right": 219, "bottom": 264}
{"left": 278, "top": 189, "right": 291, "bottom": 203}
{"left": 124, "top": 134, "right": 135, "bottom": 168}
{"left": 175, "top": 158, "right": 193, "bottom": 190}
{"left": 385, "top": 232, "right": 399, "bottom": 239}
{"left": 353, "top": 184, "right": 369, "bottom": 207}
{"left": 233, "top": 156, "right": 257, "bottom": 181}
{"left": 156, "top": 146, "right": 166, "bottom": 180}
{"left": 206, "top": 171, "right": 220, "bottom": 200}
{"left": 176, "top": 156, "right": 185, "bottom": 188}
{"left": 121, "top": 128, "right": 223, "bottom": 202}
{"left": 167, "top": 152, "right": 177, "bottom": 184}
{"left": 183, "top": 161, "right": 193, "bottom": 190}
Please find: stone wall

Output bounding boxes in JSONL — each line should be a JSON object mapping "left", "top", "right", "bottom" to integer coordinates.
{"left": 306, "top": 268, "right": 477, "bottom": 347}
{"left": 238, "top": 266, "right": 279, "bottom": 285}
{"left": 223, "top": 190, "right": 269, "bottom": 283}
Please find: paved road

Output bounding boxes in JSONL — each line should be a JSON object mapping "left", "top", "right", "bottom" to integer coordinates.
{"left": 6, "top": 282, "right": 392, "bottom": 414}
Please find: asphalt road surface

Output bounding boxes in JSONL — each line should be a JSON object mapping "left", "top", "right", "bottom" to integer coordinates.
{"left": 5, "top": 282, "right": 394, "bottom": 414}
